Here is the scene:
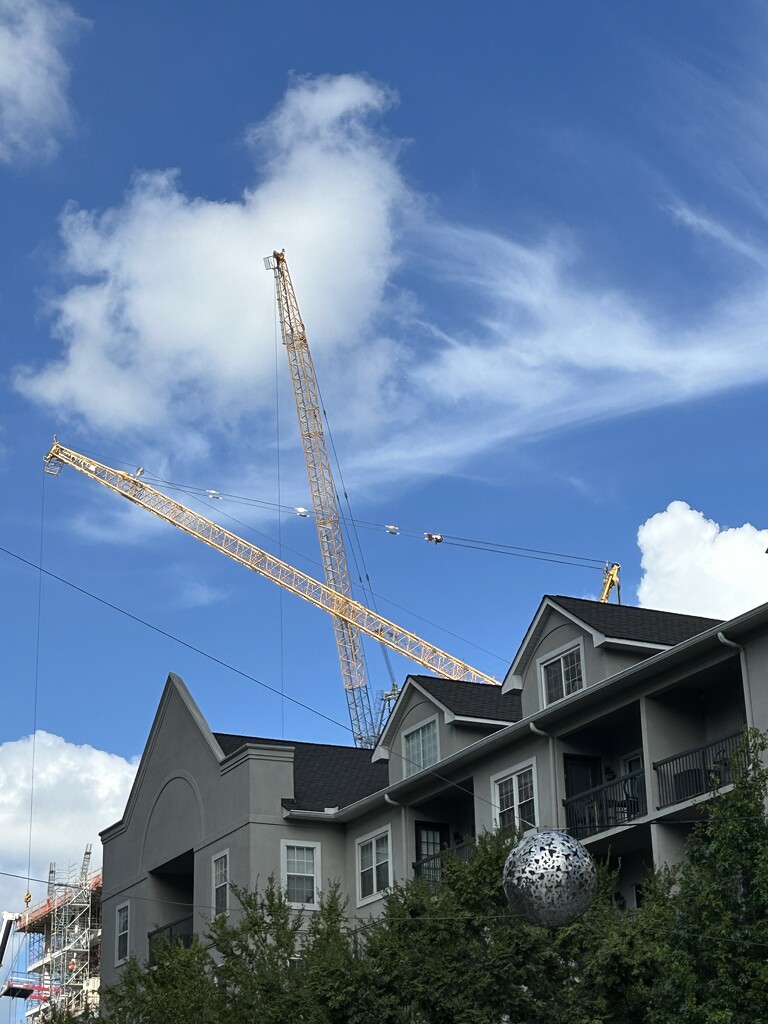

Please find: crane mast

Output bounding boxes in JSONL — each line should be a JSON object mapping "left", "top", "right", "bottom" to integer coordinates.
{"left": 265, "top": 250, "right": 377, "bottom": 747}
{"left": 43, "top": 443, "right": 500, "bottom": 706}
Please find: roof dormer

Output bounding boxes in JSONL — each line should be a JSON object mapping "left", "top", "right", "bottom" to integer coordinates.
{"left": 503, "top": 595, "right": 720, "bottom": 718}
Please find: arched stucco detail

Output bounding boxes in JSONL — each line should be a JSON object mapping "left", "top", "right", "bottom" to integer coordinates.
{"left": 140, "top": 771, "right": 204, "bottom": 872}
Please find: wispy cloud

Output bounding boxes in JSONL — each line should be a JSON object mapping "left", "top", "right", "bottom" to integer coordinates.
{"left": 15, "top": 70, "right": 768, "bottom": 498}
{"left": 0, "top": 0, "right": 84, "bottom": 165}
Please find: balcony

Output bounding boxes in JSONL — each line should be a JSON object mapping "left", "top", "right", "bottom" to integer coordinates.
{"left": 563, "top": 770, "right": 647, "bottom": 840}
{"left": 147, "top": 915, "right": 194, "bottom": 963}
{"left": 413, "top": 841, "right": 474, "bottom": 891}
{"left": 653, "top": 730, "right": 745, "bottom": 809}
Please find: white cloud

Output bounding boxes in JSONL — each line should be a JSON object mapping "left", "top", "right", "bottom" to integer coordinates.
{"left": 0, "top": 0, "right": 83, "bottom": 165}
{"left": 15, "top": 73, "right": 768, "bottom": 496}
{"left": 637, "top": 501, "right": 768, "bottom": 619}
{"left": 0, "top": 732, "right": 136, "bottom": 918}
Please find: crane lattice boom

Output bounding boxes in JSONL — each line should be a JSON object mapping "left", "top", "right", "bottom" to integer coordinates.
{"left": 265, "top": 250, "right": 376, "bottom": 746}
{"left": 43, "top": 443, "right": 500, "bottom": 704}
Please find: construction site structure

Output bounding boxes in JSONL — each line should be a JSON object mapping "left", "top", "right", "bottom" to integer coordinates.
{"left": 265, "top": 250, "right": 377, "bottom": 747}
{"left": 44, "top": 442, "right": 501, "bottom": 699}
{"left": 1, "top": 847, "right": 102, "bottom": 1018}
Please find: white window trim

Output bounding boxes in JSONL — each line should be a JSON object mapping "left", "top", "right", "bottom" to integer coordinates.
{"left": 212, "top": 848, "right": 230, "bottom": 917}
{"left": 401, "top": 714, "right": 440, "bottom": 778}
{"left": 490, "top": 759, "right": 538, "bottom": 833}
{"left": 280, "top": 839, "right": 322, "bottom": 910}
{"left": 537, "top": 637, "right": 585, "bottom": 707}
{"left": 356, "top": 824, "right": 392, "bottom": 908}
{"left": 114, "top": 900, "right": 130, "bottom": 967}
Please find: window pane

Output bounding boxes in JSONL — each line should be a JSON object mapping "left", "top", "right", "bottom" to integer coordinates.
{"left": 360, "top": 866, "right": 374, "bottom": 899}
{"left": 215, "top": 883, "right": 227, "bottom": 916}
{"left": 214, "top": 854, "right": 227, "bottom": 887}
{"left": 405, "top": 721, "right": 438, "bottom": 776}
{"left": 544, "top": 661, "right": 563, "bottom": 703}
{"left": 375, "top": 861, "right": 389, "bottom": 893}
{"left": 375, "top": 835, "right": 389, "bottom": 864}
{"left": 117, "top": 932, "right": 128, "bottom": 962}
{"left": 518, "top": 797, "right": 536, "bottom": 829}
{"left": 562, "top": 649, "right": 582, "bottom": 694}
{"left": 287, "top": 874, "right": 315, "bottom": 904}
{"left": 287, "top": 846, "right": 314, "bottom": 875}
{"left": 360, "top": 840, "right": 373, "bottom": 871}
{"left": 117, "top": 906, "right": 128, "bottom": 933}
{"left": 516, "top": 768, "right": 534, "bottom": 804}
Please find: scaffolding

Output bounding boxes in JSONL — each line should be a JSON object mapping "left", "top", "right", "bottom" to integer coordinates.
{"left": 9, "top": 846, "right": 102, "bottom": 1019}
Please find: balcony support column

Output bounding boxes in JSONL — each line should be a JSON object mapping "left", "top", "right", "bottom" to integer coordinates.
{"left": 385, "top": 793, "right": 409, "bottom": 881}
{"left": 717, "top": 632, "right": 754, "bottom": 729}
{"left": 530, "top": 723, "right": 558, "bottom": 828}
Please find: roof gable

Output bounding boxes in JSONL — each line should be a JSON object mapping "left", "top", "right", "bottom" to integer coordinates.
{"left": 504, "top": 596, "right": 722, "bottom": 690}
{"left": 101, "top": 673, "right": 224, "bottom": 840}
{"left": 374, "top": 674, "right": 521, "bottom": 758}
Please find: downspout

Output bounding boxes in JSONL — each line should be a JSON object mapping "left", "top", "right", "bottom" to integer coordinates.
{"left": 385, "top": 793, "right": 409, "bottom": 880}
{"left": 717, "top": 632, "right": 754, "bottom": 729}
{"left": 530, "top": 722, "right": 558, "bottom": 828}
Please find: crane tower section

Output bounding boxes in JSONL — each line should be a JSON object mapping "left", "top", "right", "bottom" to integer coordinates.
{"left": 265, "top": 250, "right": 377, "bottom": 748}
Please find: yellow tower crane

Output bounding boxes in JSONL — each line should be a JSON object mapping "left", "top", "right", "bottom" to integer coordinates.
{"left": 43, "top": 443, "right": 500, "bottom": 733}
{"left": 264, "top": 250, "right": 377, "bottom": 746}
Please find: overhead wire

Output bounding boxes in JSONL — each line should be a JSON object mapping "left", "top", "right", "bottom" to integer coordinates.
{"left": 72, "top": 448, "right": 613, "bottom": 573}
{"left": 273, "top": 275, "right": 286, "bottom": 739}
{"left": 0, "top": 542, "right": 755, "bottom": 853}
{"left": 93, "top": 473, "right": 511, "bottom": 666}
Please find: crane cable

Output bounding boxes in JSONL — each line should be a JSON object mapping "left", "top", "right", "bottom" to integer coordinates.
{"left": 26, "top": 475, "right": 46, "bottom": 907}
{"left": 312, "top": 375, "right": 397, "bottom": 689}
{"left": 69, "top": 449, "right": 612, "bottom": 573}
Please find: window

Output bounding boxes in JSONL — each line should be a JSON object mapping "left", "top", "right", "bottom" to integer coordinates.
{"left": 357, "top": 827, "right": 391, "bottom": 905}
{"left": 115, "top": 902, "right": 129, "bottom": 965}
{"left": 403, "top": 717, "right": 439, "bottom": 777}
{"left": 212, "top": 851, "right": 229, "bottom": 916}
{"left": 492, "top": 763, "right": 537, "bottom": 832}
{"left": 281, "top": 841, "right": 321, "bottom": 908}
{"left": 541, "top": 644, "right": 583, "bottom": 705}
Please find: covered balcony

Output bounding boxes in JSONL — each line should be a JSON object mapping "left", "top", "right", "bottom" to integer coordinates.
{"left": 559, "top": 702, "right": 647, "bottom": 840}
{"left": 413, "top": 840, "right": 474, "bottom": 892}
{"left": 147, "top": 915, "right": 194, "bottom": 963}
{"left": 409, "top": 777, "right": 475, "bottom": 889}
{"left": 563, "top": 769, "right": 647, "bottom": 839}
{"left": 654, "top": 729, "right": 745, "bottom": 808}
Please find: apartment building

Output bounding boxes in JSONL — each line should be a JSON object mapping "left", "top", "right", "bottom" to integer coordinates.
{"left": 100, "top": 593, "right": 765, "bottom": 986}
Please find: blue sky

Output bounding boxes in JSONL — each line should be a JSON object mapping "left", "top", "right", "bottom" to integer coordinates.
{"left": 2, "top": 0, "right": 768, "bottom": 928}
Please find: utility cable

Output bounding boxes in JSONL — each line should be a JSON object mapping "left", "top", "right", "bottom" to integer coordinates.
{"left": 72, "top": 449, "right": 612, "bottom": 572}
{"left": 25, "top": 476, "right": 46, "bottom": 903}
{"left": 3, "top": 537, "right": 757, "bottom": 860}
{"left": 274, "top": 278, "right": 286, "bottom": 739}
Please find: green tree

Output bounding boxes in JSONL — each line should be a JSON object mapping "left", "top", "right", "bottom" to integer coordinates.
{"left": 101, "top": 939, "right": 218, "bottom": 1024}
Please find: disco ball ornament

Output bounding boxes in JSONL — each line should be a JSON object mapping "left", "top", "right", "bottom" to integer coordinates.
{"left": 502, "top": 830, "right": 597, "bottom": 927}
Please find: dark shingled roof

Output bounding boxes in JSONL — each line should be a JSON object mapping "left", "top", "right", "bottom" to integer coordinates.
{"left": 213, "top": 733, "right": 389, "bottom": 811}
{"left": 408, "top": 675, "right": 522, "bottom": 723}
{"left": 550, "top": 596, "right": 721, "bottom": 647}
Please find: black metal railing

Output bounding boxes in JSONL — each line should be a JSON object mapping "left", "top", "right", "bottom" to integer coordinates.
{"left": 563, "top": 770, "right": 647, "bottom": 839}
{"left": 653, "top": 730, "right": 745, "bottom": 809}
{"left": 413, "top": 841, "right": 474, "bottom": 891}
{"left": 147, "top": 915, "right": 194, "bottom": 962}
